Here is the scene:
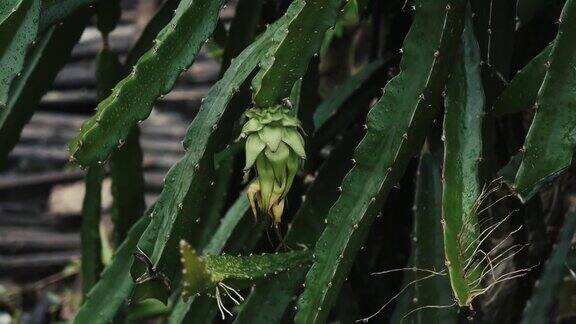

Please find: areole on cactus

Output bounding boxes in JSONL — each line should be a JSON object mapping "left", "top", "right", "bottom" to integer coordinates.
{"left": 241, "top": 104, "right": 306, "bottom": 224}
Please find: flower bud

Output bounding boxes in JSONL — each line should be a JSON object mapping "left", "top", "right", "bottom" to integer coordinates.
{"left": 241, "top": 105, "right": 306, "bottom": 224}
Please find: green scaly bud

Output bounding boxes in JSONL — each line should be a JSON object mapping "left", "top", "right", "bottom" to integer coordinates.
{"left": 241, "top": 105, "right": 306, "bottom": 224}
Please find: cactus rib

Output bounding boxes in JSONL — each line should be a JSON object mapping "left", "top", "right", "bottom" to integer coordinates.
{"left": 294, "top": 1, "right": 466, "bottom": 322}
{"left": 0, "top": 10, "right": 89, "bottom": 168}
{"left": 252, "top": 0, "right": 345, "bottom": 108}
{"left": 68, "top": 0, "right": 227, "bottom": 166}
{"left": 442, "top": 11, "right": 485, "bottom": 306}
{"left": 110, "top": 126, "right": 145, "bottom": 244}
{"left": 0, "top": 0, "right": 40, "bottom": 109}
{"left": 80, "top": 165, "right": 105, "bottom": 296}
{"left": 123, "top": 0, "right": 180, "bottom": 69}
{"left": 494, "top": 45, "right": 552, "bottom": 116}
{"left": 512, "top": 0, "right": 576, "bottom": 201}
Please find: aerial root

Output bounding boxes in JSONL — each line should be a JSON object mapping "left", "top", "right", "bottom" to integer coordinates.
{"left": 215, "top": 286, "right": 233, "bottom": 319}
{"left": 371, "top": 267, "right": 446, "bottom": 276}
{"left": 400, "top": 301, "right": 458, "bottom": 323}
{"left": 471, "top": 263, "right": 538, "bottom": 298}
{"left": 214, "top": 282, "right": 245, "bottom": 319}
{"left": 219, "top": 282, "right": 245, "bottom": 304}
{"left": 464, "top": 223, "right": 523, "bottom": 279}
{"left": 356, "top": 272, "right": 441, "bottom": 322}
{"left": 478, "top": 243, "right": 528, "bottom": 282}
{"left": 461, "top": 212, "right": 513, "bottom": 263}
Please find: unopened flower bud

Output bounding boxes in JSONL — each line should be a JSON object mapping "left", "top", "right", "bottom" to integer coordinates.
{"left": 241, "top": 105, "right": 306, "bottom": 224}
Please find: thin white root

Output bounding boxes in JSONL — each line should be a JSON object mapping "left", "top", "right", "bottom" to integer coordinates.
{"left": 356, "top": 273, "right": 438, "bottom": 322}
{"left": 218, "top": 282, "right": 245, "bottom": 305}
{"left": 371, "top": 267, "right": 446, "bottom": 276}
{"left": 478, "top": 244, "right": 528, "bottom": 282}
{"left": 400, "top": 302, "right": 458, "bottom": 323}
{"left": 471, "top": 264, "right": 537, "bottom": 297}
{"left": 465, "top": 224, "right": 523, "bottom": 279}
{"left": 215, "top": 286, "right": 233, "bottom": 319}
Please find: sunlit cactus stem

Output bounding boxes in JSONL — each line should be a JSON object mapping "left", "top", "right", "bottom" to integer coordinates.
{"left": 241, "top": 104, "right": 306, "bottom": 224}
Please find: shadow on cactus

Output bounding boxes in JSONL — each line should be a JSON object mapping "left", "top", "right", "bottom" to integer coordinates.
{"left": 241, "top": 102, "right": 306, "bottom": 224}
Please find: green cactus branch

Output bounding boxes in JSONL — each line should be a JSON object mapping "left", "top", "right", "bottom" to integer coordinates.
{"left": 441, "top": 11, "right": 485, "bottom": 306}
{"left": 110, "top": 0, "right": 187, "bottom": 248}
{"left": 252, "top": 0, "right": 345, "bottom": 108}
{"left": 39, "top": 0, "right": 96, "bottom": 32}
{"left": 494, "top": 45, "right": 551, "bottom": 116}
{"left": 80, "top": 165, "right": 105, "bottom": 297}
{"left": 310, "top": 62, "right": 388, "bottom": 153}
{"left": 110, "top": 126, "right": 145, "bottom": 244}
{"left": 0, "top": 0, "right": 20, "bottom": 21}
{"left": 180, "top": 240, "right": 312, "bottom": 299}
{"left": 124, "top": 0, "right": 181, "bottom": 68}
{"left": 220, "top": 0, "right": 264, "bottom": 73}
{"left": 0, "top": 9, "right": 89, "bottom": 168}
{"left": 0, "top": 0, "right": 40, "bottom": 109}
{"left": 512, "top": 0, "right": 576, "bottom": 201}
{"left": 68, "top": 0, "right": 227, "bottom": 166}
{"left": 170, "top": 65, "right": 305, "bottom": 321}
{"left": 294, "top": 1, "right": 466, "bottom": 322}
